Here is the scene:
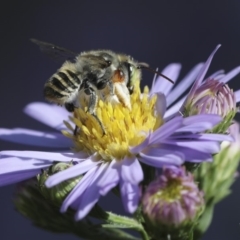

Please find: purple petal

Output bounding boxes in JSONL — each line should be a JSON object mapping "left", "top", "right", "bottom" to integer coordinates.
{"left": 0, "top": 157, "right": 52, "bottom": 174}
{"left": 0, "top": 169, "right": 41, "bottom": 186}
{"left": 130, "top": 116, "right": 183, "bottom": 154}
{"left": 97, "top": 159, "right": 120, "bottom": 196}
{"left": 139, "top": 149, "right": 184, "bottom": 167}
{"left": 156, "top": 144, "right": 212, "bottom": 162}
{"left": 154, "top": 92, "right": 166, "bottom": 117}
{"left": 0, "top": 128, "right": 71, "bottom": 148}
{"left": 191, "top": 45, "right": 221, "bottom": 93}
{"left": 45, "top": 157, "right": 99, "bottom": 187}
{"left": 120, "top": 181, "right": 140, "bottom": 213}
{"left": 176, "top": 123, "right": 216, "bottom": 133}
{"left": 180, "top": 45, "right": 221, "bottom": 112}
{"left": 120, "top": 157, "right": 143, "bottom": 185}
{"left": 170, "top": 133, "right": 233, "bottom": 142}
{"left": 214, "top": 74, "right": 226, "bottom": 80}
{"left": 149, "top": 116, "right": 183, "bottom": 144}
{"left": 129, "top": 137, "right": 150, "bottom": 155}
{"left": 24, "top": 102, "right": 71, "bottom": 130}
{"left": 151, "top": 64, "right": 181, "bottom": 95}
{"left": 167, "top": 63, "right": 204, "bottom": 106}
{"left": 160, "top": 140, "right": 220, "bottom": 153}
{"left": 220, "top": 66, "right": 240, "bottom": 83}
{"left": 61, "top": 166, "right": 98, "bottom": 212}
{"left": 0, "top": 150, "right": 87, "bottom": 162}
{"left": 164, "top": 96, "right": 186, "bottom": 119}
{"left": 75, "top": 188, "right": 100, "bottom": 220}
{"left": 234, "top": 89, "right": 240, "bottom": 103}
{"left": 207, "top": 70, "right": 225, "bottom": 79}
{"left": 183, "top": 114, "right": 222, "bottom": 125}
{"left": 74, "top": 163, "right": 109, "bottom": 220}
{"left": 74, "top": 186, "right": 100, "bottom": 220}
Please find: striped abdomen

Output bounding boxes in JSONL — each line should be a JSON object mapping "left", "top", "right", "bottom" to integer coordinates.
{"left": 44, "top": 63, "right": 81, "bottom": 105}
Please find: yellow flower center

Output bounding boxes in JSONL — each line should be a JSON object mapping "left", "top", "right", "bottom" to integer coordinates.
{"left": 62, "top": 83, "right": 162, "bottom": 161}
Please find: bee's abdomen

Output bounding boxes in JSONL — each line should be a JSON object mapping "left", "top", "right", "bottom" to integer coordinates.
{"left": 51, "top": 76, "right": 70, "bottom": 92}
{"left": 44, "top": 85, "right": 66, "bottom": 99}
{"left": 44, "top": 69, "right": 81, "bottom": 103}
{"left": 65, "top": 70, "right": 80, "bottom": 84}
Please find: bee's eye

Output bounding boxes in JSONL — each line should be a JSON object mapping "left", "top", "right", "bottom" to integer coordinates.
{"left": 127, "top": 63, "right": 134, "bottom": 75}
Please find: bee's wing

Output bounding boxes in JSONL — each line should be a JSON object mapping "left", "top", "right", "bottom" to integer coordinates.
{"left": 31, "top": 38, "right": 77, "bottom": 62}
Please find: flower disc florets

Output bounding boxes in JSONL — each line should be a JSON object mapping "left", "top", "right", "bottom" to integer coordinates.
{"left": 63, "top": 84, "right": 162, "bottom": 161}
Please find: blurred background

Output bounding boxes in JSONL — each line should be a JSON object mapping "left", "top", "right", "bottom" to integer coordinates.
{"left": 0, "top": 1, "right": 240, "bottom": 239}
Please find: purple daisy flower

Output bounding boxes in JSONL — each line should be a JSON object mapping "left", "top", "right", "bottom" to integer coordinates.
{"left": 0, "top": 47, "right": 233, "bottom": 220}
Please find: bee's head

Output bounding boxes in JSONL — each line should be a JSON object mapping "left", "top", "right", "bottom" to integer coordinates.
{"left": 117, "top": 54, "right": 142, "bottom": 95}
{"left": 118, "top": 54, "right": 174, "bottom": 96}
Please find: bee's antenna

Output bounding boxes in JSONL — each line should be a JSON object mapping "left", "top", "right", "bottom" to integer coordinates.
{"left": 138, "top": 63, "right": 174, "bottom": 84}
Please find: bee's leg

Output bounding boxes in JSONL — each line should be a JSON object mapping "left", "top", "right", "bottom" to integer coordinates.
{"left": 64, "top": 103, "right": 79, "bottom": 135}
{"left": 91, "top": 113, "right": 106, "bottom": 136}
{"left": 96, "top": 77, "right": 114, "bottom": 94}
{"left": 84, "top": 85, "right": 105, "bottom": 135}
{"left": 64, "top": 102, "right": 75, "bottom": 112}
{"left": 108, "top": 80, "right": 115, "bottom": 96}
{"left": 96, "top": 78, "right": 115, "bottom": 104}
{"left": 74, "top": 125, "right": 79, "bottom": 136}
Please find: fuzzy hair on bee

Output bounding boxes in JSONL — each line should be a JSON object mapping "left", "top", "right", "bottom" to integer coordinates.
{"left": 31, "top": 39, "right": 173, "bottom": 133}
{"left": 43, "top": 50, "right": 142, "bottom": 114}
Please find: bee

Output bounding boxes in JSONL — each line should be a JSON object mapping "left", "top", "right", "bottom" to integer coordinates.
{"left": 31, "top": 39, "right": 173, "bottom": 134}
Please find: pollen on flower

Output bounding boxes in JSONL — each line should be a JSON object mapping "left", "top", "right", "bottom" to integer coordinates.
{"left": 62, "top": 84, "right": 162, "bottom": 161}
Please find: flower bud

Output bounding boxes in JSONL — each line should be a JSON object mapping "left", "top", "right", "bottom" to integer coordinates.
{"left": 142, "top": 167, "right": 204, "bottom": 239}
{"left": 37, "top": 161, "right": 82, "bottom": 205}
{"left": 183, "top": 79, "right": 236, "bottom": 133}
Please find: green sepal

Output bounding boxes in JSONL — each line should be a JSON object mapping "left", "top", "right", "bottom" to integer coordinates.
{"left": 210, "top": 110, "right": 236, "bottom": 134}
